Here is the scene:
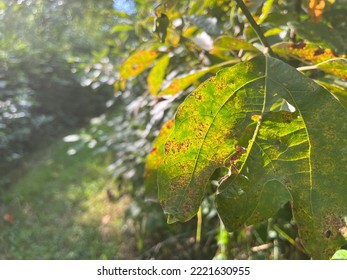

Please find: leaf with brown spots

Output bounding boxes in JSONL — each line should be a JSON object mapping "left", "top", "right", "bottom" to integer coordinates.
{"left": 119, "top": 49, "right": 159, "bottom": 80}
{"left": 273, "top": 42, "right": 341, "bottom": 64}
{"left": 315, "top": 58, "right": 347, "bottom": 80}
{"left": 158, "top": 60, "right": 238, "bottom": 96}
{"left": 273, "top": 42, "right": 347, "bottom": 79}
{"left": 157, "top": 56, "right": 347, "bottom": 259}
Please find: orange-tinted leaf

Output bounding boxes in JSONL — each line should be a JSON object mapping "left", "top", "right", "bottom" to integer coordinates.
{"left": 315, "top": 58, "right": 347, "bottom": 80}
{"left": 144, "top": 119, "right": 174, "bottom": 199}
{"left": 273, "top": 42, "right": 341, "bottom": 64}
{"left": 147, "top": 54, "right": 170, "bottom": 95}
{"left": 309, "top": 0, "right": 325, "bottom": 22}
{"left": 119, "top": 49, "right": 159, "bottom": 80}
{"left": 273, "top": 42, "right": 346, "bottom": 79}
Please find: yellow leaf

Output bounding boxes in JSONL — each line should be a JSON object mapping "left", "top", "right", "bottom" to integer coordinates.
{"left": 119, "top": 49, "right": 159, "bottom": 80}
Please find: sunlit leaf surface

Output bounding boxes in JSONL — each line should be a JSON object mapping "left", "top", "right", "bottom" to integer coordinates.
{"left": 147, "top": 54, "right": 170, "bottom": 95}
{"left": 119, "top": 49, "right": 159, "bottom": 80}
{"left": 156, "top": 56, "right": 347, "bottom": 259}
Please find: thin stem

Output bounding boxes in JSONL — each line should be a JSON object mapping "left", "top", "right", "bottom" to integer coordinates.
{"left": 196, "top": 206, "right": 202, "bottom": 243}
{"left": 235, "top": 0, "right": 275, "bottom": 57}
{"left": 297, "top": 65, "right": 319, "bottom": 71}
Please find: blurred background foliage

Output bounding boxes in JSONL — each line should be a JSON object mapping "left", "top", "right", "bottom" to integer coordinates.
{"left": 1, "top": 0, "right": 346, "bottom": 259}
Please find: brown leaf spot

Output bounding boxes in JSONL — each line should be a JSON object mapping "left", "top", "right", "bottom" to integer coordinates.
{"left": 323, "top": 214, "right": 346, "bottom": 239}
{"left": 314, "top": 49, "right": 325, "bottom": 56}
{"left": 290, "top": 42, "right": 306, "bottom": 49}
{"left": 3, "top": 213, "right": 14, "bottom": 224}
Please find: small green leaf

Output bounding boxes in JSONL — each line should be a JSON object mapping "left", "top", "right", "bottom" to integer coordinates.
{"left": 111, "top": 24, "right": 134, "bottom": 33}
{"left": 331, "top": 249, "right": 347, "bottom": 260}
{"left": 120, "top": 49, "right": 159, "bottom": 80}
{"left": 257, "top": 0, "right": 275, "bottom": 24}
{"left": 147, "top": 54, "right": 170, "bottom": 95}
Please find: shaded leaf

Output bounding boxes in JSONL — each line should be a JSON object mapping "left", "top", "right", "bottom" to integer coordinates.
{"left": 157, "top": 56, "right": 347, "bottom": 259}
{"left": 119, "top": 49, "right": 159, "bottom": 80}
{"left": 147, "top": 54, "right": 170, "bottom": 95}
{"left": 153, "top": 13, "right": 170, "bottom": 43}
{"left": 144, "top": 119, "right": 174, "bottom": 199}
{"left": 289, "top": 21, "right": 346, "bottom": 52}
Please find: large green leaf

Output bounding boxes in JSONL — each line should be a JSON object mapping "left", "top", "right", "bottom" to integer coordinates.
{"left": 157, "top": 56, "right": 347, "bottom": 259}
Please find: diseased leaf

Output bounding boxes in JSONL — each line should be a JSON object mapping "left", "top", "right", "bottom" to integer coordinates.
{"left": 315, "top": 58, "right": 347, "bottom": 80}
{"left": 147, "top": 54, "right": 170, "bottom": 95}
{"left": 211, "top": 36, "right": 259, "bottom": 54}
{"left": 273, "top": 42, "right": 347, "bottom": 79}
{"left": 157, "top": 56, "right": 347, "bottom": 259}
{"left": 119, "top": 49, "right": 159, "bottom": 80}
{"left": 158, "top": 60, "right": 239, "bottom": 96}
{"left": 273, "top": 42, "right": 341, "bottom": 64}
{"left": 159, "top": 69, "right": 211, "bottom": 96}
{"left": 144, "top": 119, "right": 174, "bottom": 199}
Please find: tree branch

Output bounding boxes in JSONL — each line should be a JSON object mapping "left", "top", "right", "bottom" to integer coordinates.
{"left": 235, "top": 0, "right": 275, "bottom": 57}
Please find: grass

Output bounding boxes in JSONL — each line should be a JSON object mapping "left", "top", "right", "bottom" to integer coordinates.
{"left": 0, "top": 135, "right": 136, "bottom": 260}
